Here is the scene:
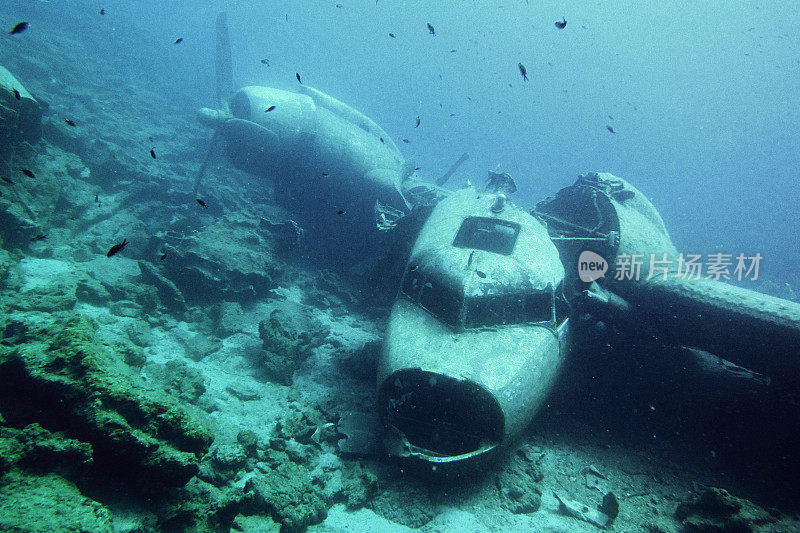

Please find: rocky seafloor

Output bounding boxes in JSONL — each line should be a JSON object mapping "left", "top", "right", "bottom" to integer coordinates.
{"left": 2, "top": 6, "right": 800, "bottom": 533}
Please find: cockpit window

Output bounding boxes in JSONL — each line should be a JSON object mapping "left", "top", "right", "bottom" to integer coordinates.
{"left": 464, "top": 290, "right": 555, "bottom": 329}
{"left": 453, "top": 217, "right": 521, "bottom": 256}
{"left": 401, "top": 267, "right": 463, "bottom": 328}
{"left": 401, "top": 264, "right": 555, "bottom": 330}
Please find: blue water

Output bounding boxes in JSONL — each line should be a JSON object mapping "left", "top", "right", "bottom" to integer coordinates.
{"left": 7, "top": 0, "right": 798, "bottom": 282}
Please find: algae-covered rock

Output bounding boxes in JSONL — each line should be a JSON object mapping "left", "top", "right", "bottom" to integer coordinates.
{"left": 152, "top": 212, "right": 284, "bottom": 305}
{"left": 143, "top": 359, "right": 207, "bottom": 404}
{"left": 0, "top": 471, "right": 114, "bottom": 532}
{"left": 198, "top": 442, "right": 250, "bottom": 487}
{"left": 8, "top": 258, "right": 79, "bottom": 312}
{"left": 257, "top": 305, "right": 329, "bottom": 384}
{"left": 245, "top": 462, "right": 329, "bottom": 531}
{"left": 0, "top": 314, "right": 212, "bottom": 493}
{"left": 675, "top": 487, "right": 778, "bottom": 532}
{"left": 157, "top": 477, "right": 243, "bottom": 532}
{"left": 0, "top": 423, "right": 93, "bottom": 478}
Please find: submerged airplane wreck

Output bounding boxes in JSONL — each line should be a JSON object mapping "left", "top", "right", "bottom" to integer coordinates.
{"left": 195, "top": 14, "right": 800, "bottom": 467}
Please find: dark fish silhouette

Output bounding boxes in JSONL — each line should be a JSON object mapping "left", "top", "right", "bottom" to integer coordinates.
{"left": 106, "top": 239, "right": 128, "bottom": 258}
{"left": 606, "top": 125, "right": 616, "bottom": 134}
{"left": 265, "top": 105, "right": 276, "bottom": 112}
{"left": 389, "top": 33, "right": 396, "bottom": 38}
{"left": 476, "top": 270, "right": 487, "bottom": 278}
{"left": 12, "top": 88, "right": 21, "bottom": 100}
{"left": 9, "top": 22, "right": 28, "bottom": 34}
{"left": 174, "top": 37, "right": 183, "bottom": 44}
{"left": 196, "top": 198, "right": 208, "bottom": 208}
{"left": 379, "top": 137, "right": 384, "bottom": 143}
{"left": 150, "top": 149, "right": 156, "bottom": 159}
{"left": 160, "top": 253, "right": 167, "bottom": 260}
{"left": 1, "top": 176, "right": 14, "bottom": 185}
{"left": 31, "top": 234, "right": 47, "bottom": 241}
{"left": 94, "top": 193, "right": 99, "bottom": 203}
{"left": 402, "top": 139, "right": 410, "bottom": 143}
{"left": 19, "top": 168, "right": 35, "bottom": 179}
{"left": 427, "top": 23, "right": 435, "bottom": 35}
{"left": 555, "top": 17, "right": 567, "bottom": 29}
{"left": 100, "top": 8, "right": 105, "bottom": 15}
{"left": 260, "top": 58, "right": 270, "bottom": 65}
{"left": 337, "top": 209, "right": 345, "bottom": 215}
{"left": 296, "top": 72, "right": 302, "bottom": 84}
{"left": 321, "top": 172, "right": 329, "bottom": 177}
{"left": 64, "top": 118, "right": 76, "bottom": 127}
{"left": 518, "top": 63, "right": 528, "bottom": 81}
{"left": 415, "top": 116, "right": 420, "bottom": 128}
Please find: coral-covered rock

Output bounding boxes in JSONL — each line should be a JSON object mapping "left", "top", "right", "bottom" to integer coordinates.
{"left": 0, "top": 314, "right": 212, "bottom": 494}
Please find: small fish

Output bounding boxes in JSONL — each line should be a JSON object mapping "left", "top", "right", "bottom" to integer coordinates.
{"left": 606, "top": 125, "right": 616, "bottom": 134}
{"left": 1, "top": 176, "right": 14, "bottom": 185}
{"left": 150, "top": 149, "right": 156, "bottom": 159}
{"left": 196, "top": 198, "right": 208, "bottom": 208}
{"left": 321, "top": 172, "right": 329, "bottom": 177}
{"left": 260, "top": 58, "right": 270, "bottom": 65}
{"left": 380, "top": 137, "right": 384, "bottom": 143}
{"left": 476, "top": 270, "right": 487, "bottom": 278}
{"left": 608, "top": 115, "right": 614, "bottom": 120}
{"left": 9, "top": 22, "right": 28, "bottom": 35}
{"left": 555, "top": 17, "right": 567, "bottom": 29}
{"left": 265, "top": 105, "right": 276, "bottom": 112}
{"left": 160, "top": 253, "right": 167, "bottom": 261}
{"left": 64, "top": 118, "right": 76, "bottom": 127}
{"left": 450, "top": 49, "right": 457, "bottom": 53}
{"left": 12, "top": 88, "right": 21, "bottom": 100}
{"left": 389, "top": 33, "right": 396, "bottom": 38}
{"left": 415, "top": 115, "right": 420, "bottom": 128}
{"left": 174, "top": 37, "right": 183, "bottom": 45}
{"left": 19, "top": 168, "right": 35, "bottom": 179}
{"left": 106, "top": 238, "right": 128, "bottom": 258}
{"left": 402, "top": 139, "right": 410, "bottom": 143}
{"left": 427, "top": 23, "right": 435, "bottom": 35}
{"left": 100, "top": 8, "right": 105, "bottom": 15}
{"left": 337, "top": 209, "right": 345, "bottom": 215}
{"left": 94, "top": 193, "right": 99, "bottom": 202}
{"left": 31, "top": 233, "right": 48, "bottom": 241}
{"left": 518, "top": 62, "right": 528, "bottom": 81}
{"left": 335, "top": 3, "right": 343, "bottom": 7}
{"left": 296, "top": 72, "right": 302, "bottom": 84}
{"left": 467, "top": 250, "right": 475, "bottom": 267}
{"left": 409, "top": 264, "right": 418, "bottom": 272}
